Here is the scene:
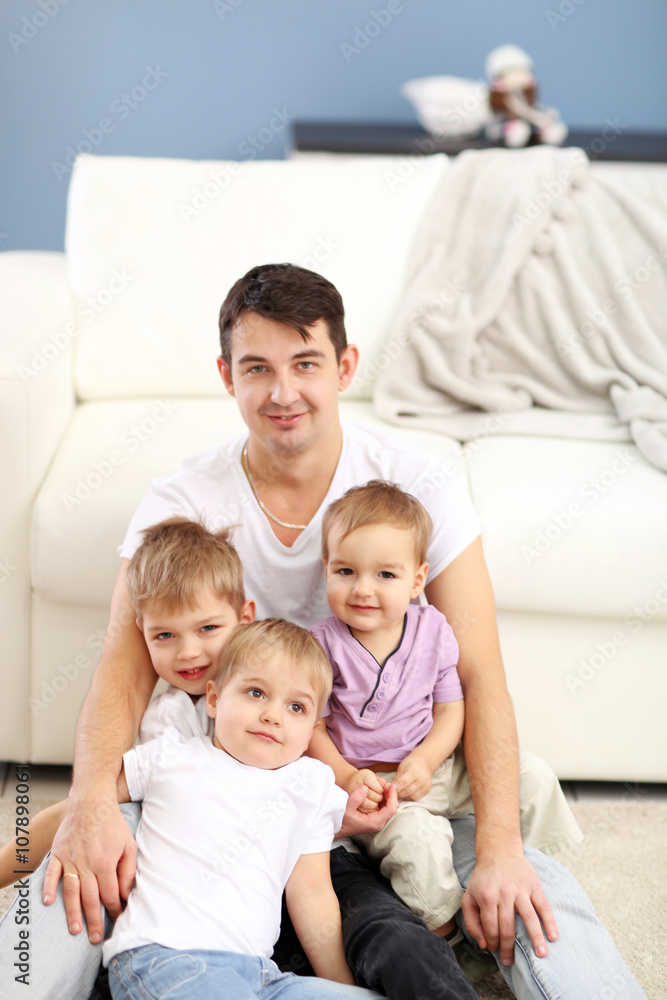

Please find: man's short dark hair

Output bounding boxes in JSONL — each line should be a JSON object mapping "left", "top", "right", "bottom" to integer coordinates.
{"left": 218, "top": 263, "right": 347, "bottom": 365}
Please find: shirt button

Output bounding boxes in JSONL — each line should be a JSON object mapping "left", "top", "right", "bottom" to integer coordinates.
{"left": 377, "top": 691, "right": 385, "bottom": 699}
{"left": 367, "top": 704, "right": 378, "bottom": 713}
{"left": 383, "top": 674, "right": 390, "bottom": 682}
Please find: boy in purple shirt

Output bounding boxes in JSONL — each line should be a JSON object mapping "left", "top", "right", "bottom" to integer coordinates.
{"left": 308, "top": 480, "right": 565, "bottom": 946}
{"left": 308, "top": 480, "right": 469, "bottom": 941}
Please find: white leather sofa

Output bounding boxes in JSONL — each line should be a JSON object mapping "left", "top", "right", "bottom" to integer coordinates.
{"left": 2, "top": 152, "right": 666, "bottom": 778}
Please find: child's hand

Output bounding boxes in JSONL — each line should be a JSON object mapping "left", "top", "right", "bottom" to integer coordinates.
{"left": 393, "top": 754, "right": 432, "bottom": 801}
{"left": 345, "top": 768, "right": 385, "bottom": 813}
{"left": 336, "top": 780, "right": 398, "bottom": 839}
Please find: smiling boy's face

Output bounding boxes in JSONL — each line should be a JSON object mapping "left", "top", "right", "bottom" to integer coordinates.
{"left": 323, "top": 522, "right": 428, "bottom": 641}
{"left": 140, "top": 589, "right": 254, "bottom": 695}
{"left": 206, "top": 652, "right": 320, "bottom": 769}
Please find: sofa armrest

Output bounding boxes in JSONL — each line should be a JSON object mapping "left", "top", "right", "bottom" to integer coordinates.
{"left": 0, "top": 251, "right": 77, "bottom": 760}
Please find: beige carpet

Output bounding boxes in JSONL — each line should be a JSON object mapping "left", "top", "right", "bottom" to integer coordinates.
{"left": 0, "top": 800, "right": 663, "bottom": 999}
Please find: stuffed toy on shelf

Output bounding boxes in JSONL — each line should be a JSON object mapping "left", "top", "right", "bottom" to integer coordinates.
{"left": 485, "top": 44, "right": 568, "bottom": 147}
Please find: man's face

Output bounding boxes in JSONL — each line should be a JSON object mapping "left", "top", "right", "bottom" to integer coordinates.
{"left": 206, "top": 651, "right": 320, "bottom": 769}
{"left": 217, "top": 312, "right": 358, "bottom": 457}
{"left": 141, "top": 590, "right": 254, "bottom": 695}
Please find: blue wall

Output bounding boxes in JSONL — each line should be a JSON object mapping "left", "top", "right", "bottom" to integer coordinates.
{"left": 2, "top": 0, "right": 666, "bottom": 251}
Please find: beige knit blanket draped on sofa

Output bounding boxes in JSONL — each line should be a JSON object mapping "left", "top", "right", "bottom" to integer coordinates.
{"left": 374, "top": 146, "right": 667, "bottom": 471}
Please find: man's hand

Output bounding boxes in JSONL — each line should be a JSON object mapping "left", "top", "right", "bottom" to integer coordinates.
{"left": 344, "top": 768, "right": 385, "bottom": 813}
{"left": 43, "top": 793, "right": 136, "bottom": 944}
{"left": 336, "top": 781, "right": 398, "bottom": 839}
{"left": 461, "top": 850, "right": 558, "bottom": 967}
{"left": 393, "top": 753, "right": 432, "bottom": 801}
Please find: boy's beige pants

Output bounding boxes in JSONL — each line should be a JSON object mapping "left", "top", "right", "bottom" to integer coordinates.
{"left": 353, "top": 748, "right": 583, "bottom": 930}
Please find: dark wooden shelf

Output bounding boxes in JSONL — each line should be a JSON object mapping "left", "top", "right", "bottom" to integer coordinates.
{"left": 292, "top": 121, "right": 667, "bottom": 163}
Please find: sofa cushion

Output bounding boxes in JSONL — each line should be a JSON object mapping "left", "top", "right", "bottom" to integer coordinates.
{"left": 469, "top": 435, "right": 667, "bottom": 620}
{"left": 67, "top": 153, "right": 449, "bottom": 402}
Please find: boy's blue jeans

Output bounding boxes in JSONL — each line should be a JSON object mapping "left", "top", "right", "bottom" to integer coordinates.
{"left": 108, "top": 944, "right": 382, "bottom": 1000}
{"left": 0, "top": 807, "right": 647, "bottom": 1000}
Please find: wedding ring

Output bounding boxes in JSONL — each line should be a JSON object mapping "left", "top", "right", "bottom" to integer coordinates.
{"left": 63, "top": 872, "right": 80, "bottom": 879}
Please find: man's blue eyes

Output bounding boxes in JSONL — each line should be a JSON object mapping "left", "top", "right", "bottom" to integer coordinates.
{"left": 247, "top": 362, "right": 314, "bottom": 374}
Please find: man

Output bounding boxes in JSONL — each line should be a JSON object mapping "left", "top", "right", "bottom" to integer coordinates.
{"left": 1, "top": 265, "right": 646, "bottom": 1000}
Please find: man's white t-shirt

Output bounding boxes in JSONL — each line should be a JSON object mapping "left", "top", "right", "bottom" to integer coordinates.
{"left": 119, "top": 423, "right": 481, "bottom": 627}
{"left": 103, "top": 729, "right": 347, "bottom": 965}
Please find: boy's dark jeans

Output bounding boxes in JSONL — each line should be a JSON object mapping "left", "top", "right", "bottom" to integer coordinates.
{"left": 273, "top": 846, "right": 477, "bottom": 1000}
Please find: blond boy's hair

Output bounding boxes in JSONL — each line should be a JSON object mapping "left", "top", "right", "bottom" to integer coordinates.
{"left": 212, "top": 619, "right": 332, "bottom": 715}
{"left": 321, "top": 480, "right": 432, "bottom": 564}
{"left": 126, "top": 517, "right": 245, "bottom": 619}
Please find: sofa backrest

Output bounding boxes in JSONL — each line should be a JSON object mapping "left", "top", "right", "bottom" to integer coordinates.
{"left": 66, "top": 153, "right": 449, "bottom": 402}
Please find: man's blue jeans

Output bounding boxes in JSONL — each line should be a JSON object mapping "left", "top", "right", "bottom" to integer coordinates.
{"left": 108, "top": 944, "right": 382, "bottom": 1000}
{"left": 0, "top": 807, "right": 647, "bottom": 1000}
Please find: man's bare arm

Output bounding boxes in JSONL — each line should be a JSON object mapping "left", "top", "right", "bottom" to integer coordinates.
{"left": 43, "top": 559, "right": 158, "bottom": 943}
{"left": 425, "top": 537, "right": 557, "bottom": 965}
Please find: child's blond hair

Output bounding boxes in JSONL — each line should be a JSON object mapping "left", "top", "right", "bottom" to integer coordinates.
{"left": 321, "top": 480, "right": 432, "bottom": 564}
{"left": 126, "top": 517, "right": 245, "bottom": 620}
{"left": 212, "top": 619, "right": 332, "bottom": 715}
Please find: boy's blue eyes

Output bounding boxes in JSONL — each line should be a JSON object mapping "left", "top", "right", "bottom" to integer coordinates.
{"left": 155, "top": 624, "right": 219, "bottom": 640}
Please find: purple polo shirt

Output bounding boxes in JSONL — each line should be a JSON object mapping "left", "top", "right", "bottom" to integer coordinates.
{"left": 311, "top": 605, "right": 463, "bottom": 769}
